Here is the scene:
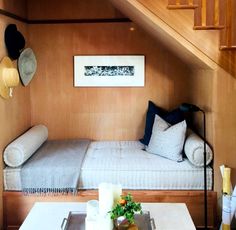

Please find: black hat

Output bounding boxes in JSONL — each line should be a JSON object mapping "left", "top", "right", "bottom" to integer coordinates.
{"left": 4, "top": 24, "right": 25, "bottom": 60}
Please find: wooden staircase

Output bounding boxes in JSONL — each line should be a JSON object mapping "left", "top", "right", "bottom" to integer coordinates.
{"left": 167, "top": 0, "right": 236, "bottom": 50}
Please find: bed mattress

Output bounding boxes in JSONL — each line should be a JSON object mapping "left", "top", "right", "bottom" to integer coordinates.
{"left": 4, "top": 141, "right": 213, "bottom": 191}
{"left": 80, "top": 141, "right": 213, "bottom": 190}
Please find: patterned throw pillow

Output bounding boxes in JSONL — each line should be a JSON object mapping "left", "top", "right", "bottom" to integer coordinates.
{"left": 146, "top": 114, "right": 187, "bottom": 162}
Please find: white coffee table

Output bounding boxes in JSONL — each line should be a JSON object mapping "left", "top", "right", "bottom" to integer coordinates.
{"left": 19, "top": 202, "right": 196, "bottom": 230}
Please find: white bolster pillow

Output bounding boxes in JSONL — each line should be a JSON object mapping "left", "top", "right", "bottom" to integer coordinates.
{"left": 4, "top": 125, "right": 48, "bottom": 167}
{"left": 184, "top": 132, "right": 213, "bottom": 167}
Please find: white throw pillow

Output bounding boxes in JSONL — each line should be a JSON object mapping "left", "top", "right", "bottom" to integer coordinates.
{"left": 184, "top": 132, "right": 213, "bottom": 167}
{"left": 4, "top": 125, "right": 48, "bottom": 167}
{"left": 146, "top": 115, "right": 187, "bottom": 161}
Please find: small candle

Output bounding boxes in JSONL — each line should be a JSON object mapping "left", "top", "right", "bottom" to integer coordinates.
{"left": 99, "top": 183, "right": 114, "bottom": 216}
{"left": 113, "top": 184, "right": 122, "bottom": 204}
{"left": 86, "top": 200, "right": 99, "bottom": 219}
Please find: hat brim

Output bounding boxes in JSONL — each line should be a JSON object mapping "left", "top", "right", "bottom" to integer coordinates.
{"left": 0, "top": 57, "right": 14, "bottom": 99}
{"left": 18, "top": 48, "right": 37, "bottom": 86}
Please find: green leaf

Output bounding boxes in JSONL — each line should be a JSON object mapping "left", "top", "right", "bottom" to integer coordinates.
{"left": 110, "top": 193, "right": 142, "bottom": 224}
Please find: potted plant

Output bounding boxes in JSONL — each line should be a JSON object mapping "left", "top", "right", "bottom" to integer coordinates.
{"left": 110, "top": 194, "right": 142, "bottom": 230}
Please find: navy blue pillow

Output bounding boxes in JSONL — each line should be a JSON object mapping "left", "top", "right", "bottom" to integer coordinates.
{"left": 139, "top": 101, "right": 164, "bottom": 145}
{"left": 140, "top": 101, "right": 185, "bottom": 145}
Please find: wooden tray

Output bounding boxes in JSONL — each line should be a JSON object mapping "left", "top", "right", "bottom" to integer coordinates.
{"left": 61, "top": 211, "right": 156, "bottom": 230}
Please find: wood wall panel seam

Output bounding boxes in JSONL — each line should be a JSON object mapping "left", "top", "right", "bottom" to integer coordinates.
{"left": 0, "top": 8, "right": 131, "bottom": 24}
{"left": 28, "top": 18, "right": 132, "bottom": 24}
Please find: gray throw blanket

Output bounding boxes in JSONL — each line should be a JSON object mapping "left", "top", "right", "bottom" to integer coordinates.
{"left": 21, "top": 139, "right": 90, "bottom": 195}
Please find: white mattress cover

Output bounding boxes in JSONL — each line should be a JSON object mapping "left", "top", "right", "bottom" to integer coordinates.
{"left": 80, "top": 141, "right": 212, "bottom": 190}
{"left": 4, "top": 141, "right": 213, "bottom": 191}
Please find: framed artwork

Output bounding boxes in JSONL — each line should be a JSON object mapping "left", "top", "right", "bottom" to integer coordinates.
{"left": 74, "top": 55, "right": 145, "bottom": 87}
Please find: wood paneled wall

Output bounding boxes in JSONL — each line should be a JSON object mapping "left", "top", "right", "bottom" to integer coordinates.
{"left": 213, "top": 68, "right": 236, "bottom": 197}
{"left": 0, "top": 12, "right": 30, "bottom": 230}
{"left": 28, "top": 23, "right": 191, "bottom": 140}
{"left": 184, "top": 69, "right": 215, "bottom": 146}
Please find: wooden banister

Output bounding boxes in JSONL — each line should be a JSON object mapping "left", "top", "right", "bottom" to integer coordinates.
{"left": 194, "top": 0, "right": 225, "bottom": 30}
{"left": 220, "top": 0, "right": 236, "bottom": 50}
{"left": 167, "top": 0, "right": 236, "bottom": 50}
{"left": 167, "top": 0, "right": 198, "bottom": 9}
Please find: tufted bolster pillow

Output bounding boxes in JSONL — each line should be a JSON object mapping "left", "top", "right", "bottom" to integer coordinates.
{"left": 184, "top": 132, "right": 213, "bottom": 167}
{"left": 4, "top": 125, "right": 48, "bottom": 167}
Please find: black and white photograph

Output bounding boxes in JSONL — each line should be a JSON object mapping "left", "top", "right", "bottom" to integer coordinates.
{"left": 84, "top": 66, "right": 135, "bottom": 77}
{"left": 74, "top": 55, "right": 144, "bottom": 87}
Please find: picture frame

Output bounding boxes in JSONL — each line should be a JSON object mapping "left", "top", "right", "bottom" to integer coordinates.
{"left": 74, "top": 55, "right": 145, "bottom": 87}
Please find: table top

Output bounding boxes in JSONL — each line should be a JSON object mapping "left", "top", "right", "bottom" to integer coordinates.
{"left": 19, "top": 202, "right": 196, "bottom": 230}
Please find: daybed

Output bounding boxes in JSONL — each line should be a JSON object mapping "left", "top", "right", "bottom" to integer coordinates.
{"left": 2, "top": 126, "right": 217, "bottom": 229}
{"left": 4, "top": 140, "right": 213, "bottom": 191}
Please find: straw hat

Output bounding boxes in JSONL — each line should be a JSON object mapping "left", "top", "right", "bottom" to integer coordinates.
{"left": 18, "top": 48, "right": 37, "bottom": 86}
{"left": 0, "top": 57, "right": 19, "bottom": 99}
{"left": 4, "top": 24, "right": 25, "bottom": 60}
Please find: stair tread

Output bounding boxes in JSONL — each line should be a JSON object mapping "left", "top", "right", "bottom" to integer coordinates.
{"left": 220, "top": 46, "right": 236, "bottom": 50}
{"left": 167, "top": 4, "right": 198, "bottom": 9}
{"left": 193, "top": 25, "right": 225, "bottom": 30}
